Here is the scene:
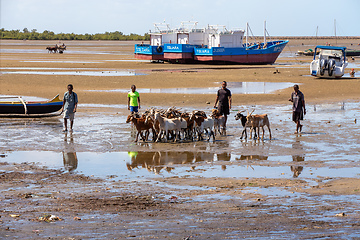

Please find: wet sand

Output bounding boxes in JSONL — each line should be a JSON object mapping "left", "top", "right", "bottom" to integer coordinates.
{"left": 1, "top": 38, "right": 360, "bottom": 107}
{"left": 1, "top": 39, "right": 360, "bottom": 239}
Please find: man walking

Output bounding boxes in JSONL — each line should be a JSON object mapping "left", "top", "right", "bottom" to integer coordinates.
{"left": 289, "top": 84, "right": 306, "bottom": 134}
{"left": 61, "top": 84, "right": 78, "bottom": 132}
{"left": 128, "top": 85, "right": 140, "bottom": 113}
{"left": 214, "top": 81, "right": 232, "bottom": 129}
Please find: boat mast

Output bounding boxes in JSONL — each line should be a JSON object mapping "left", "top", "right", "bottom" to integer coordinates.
{"left": 334, "top": 19, "right": 337, "bottom": 45}
{"left": 246, "top": 22, "right": 249, "bottom": 48}
{"left": 316, "top": 26, "right": 318, "bottom": 45}
{"left": 264, "top": 20, "right": 266, "bottom": 44}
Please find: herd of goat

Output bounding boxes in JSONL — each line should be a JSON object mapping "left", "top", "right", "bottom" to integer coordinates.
{"left": 126, "top": 107, "right": 272, "bottom": 142}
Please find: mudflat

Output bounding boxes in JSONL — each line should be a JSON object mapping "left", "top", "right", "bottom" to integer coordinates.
{"left": 1, "top": 38, "right": 360, "bottom": 106}
{"left": 1, "top": 38, "right": 360, "bottom": 239}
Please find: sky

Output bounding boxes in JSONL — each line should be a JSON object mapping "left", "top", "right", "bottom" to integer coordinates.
{"left": 1, "top": 0, "right": 359, "bottom": 36}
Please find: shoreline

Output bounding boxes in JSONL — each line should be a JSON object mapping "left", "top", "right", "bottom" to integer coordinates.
{"left": 1, "top": 39, "right": 360, "bottom": 239}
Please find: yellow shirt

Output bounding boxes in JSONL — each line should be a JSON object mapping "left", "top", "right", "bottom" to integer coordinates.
{"left": 128, "top": 91, "right": 139, "bottom": 107}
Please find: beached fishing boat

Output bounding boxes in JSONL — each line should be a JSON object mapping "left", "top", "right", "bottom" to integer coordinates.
{"left": 310, "top": 45, "right": 348, "bottom": 78}
{"left": 162, "top": 21, "right": 217, "bottom": 63}
{"left": 134, "top": 22, "right": 175, "bottom": 62}
{"left": 134, "top": 21, "right": 288, "bottom": 64}
{"left": 297, "top": 49, "right": 316, "bottom": 56}
{"left": 194, "top": 22, "right": 288, "bottom": 64}
{"left": 345, "top": 49, "right": 360, "bottom": 57}
{"left": 134, "top": 21, "right": 208, "bottom": 63}
{"left": 0, "top": 95, "right": 63, "bottom": 115}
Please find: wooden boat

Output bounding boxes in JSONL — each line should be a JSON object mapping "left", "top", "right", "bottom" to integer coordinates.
{"left": 297, "top": 49, "right": 316, "bottom": 56}
{"left": 0, "top": 95, "right": 63, "bottom": 115}
{"left": 345, "top": 49, "right": 360, "bottom": 57}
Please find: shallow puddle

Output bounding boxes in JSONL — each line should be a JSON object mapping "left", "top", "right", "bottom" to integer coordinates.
{"left": 0, "top": 49, "right": 129, "bottom": 55}
{"left": 0, "top": 49, "right": 46, "bottom": 54}
{"left": 0, "top": 67, "right": 97, "bottom": 70}
{"left": 1, "top": 70, "right": 146, "bottom": 76}
{"left": 87, "top": 82, "right": 295, "bottom": 94}
{"left": 1, "top": 101, "right": 359, "bottom": 191}
{"left": 0, "top": 94, "right": 48, "bottom": 101}
{"left": 302, "top": 73, "right": 359, "bottom": 78}
{"left": 2, "top": 151, "right": 360, "bottom": 182}
{"left": 104, "top": 59, "right": 150, "bottom": 62}
{"left": 347, "top": 62, "right": 360, "bottom": 68}
{"left": 20, "top": 60, "right": 104, "bottom": 63}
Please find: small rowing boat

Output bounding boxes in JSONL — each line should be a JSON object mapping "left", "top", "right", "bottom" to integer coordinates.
{"left": 0, "top": 95, "right": 63, "bottom": 115}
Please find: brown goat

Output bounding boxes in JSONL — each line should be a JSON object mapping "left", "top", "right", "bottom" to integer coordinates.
{"left": 246, "top": 110, "right": 272, "bottom": 140}
{"left": 126, "top": 114, "right": 155, "bottom": 142}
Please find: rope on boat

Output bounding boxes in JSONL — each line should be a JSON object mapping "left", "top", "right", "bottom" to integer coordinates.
{"left": 286, "top": 44, "right": 301, "bottom": 63}
{"left": 18, "top": 97, "right": 28, "bottom": 114}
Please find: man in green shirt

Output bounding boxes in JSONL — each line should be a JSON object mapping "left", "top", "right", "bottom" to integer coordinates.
{"left": 128, "top": 85, "right": 140, "bottom": 113}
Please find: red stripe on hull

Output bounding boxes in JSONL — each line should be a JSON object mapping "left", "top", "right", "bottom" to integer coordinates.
{"left": 134, "top": 54, "right": 165, "bottom": 61}
{"left": 194, "top": 52, "right": 281, "bottom": 64}
{"left": 163, "top": 52, "right": 193, "bottom": 60}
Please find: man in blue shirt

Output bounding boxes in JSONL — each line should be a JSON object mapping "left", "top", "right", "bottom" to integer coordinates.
{"left": 61, "top": 84, "right": 78, "bottom": 132}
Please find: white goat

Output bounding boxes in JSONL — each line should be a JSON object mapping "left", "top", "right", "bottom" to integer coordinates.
{"left": 194, "top": 115, "right": 215, "bottom": 141}
{"left": 154, "top": 112, "right": 184, "bottom": 142}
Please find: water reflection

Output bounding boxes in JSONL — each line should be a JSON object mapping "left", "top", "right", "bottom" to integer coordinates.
{"left": 86, "top": 82, "right": 294, "bottom": 95}
{"left": 126, "top": 151, "right": 271, "bottom": 174}
{"left": 63, "top": 152, "right": 78, "bottom": 172}
{"left": 127, "top": 151, "right": 207, "bottom": 174}
{"left": 236, "top": 155, "right": 268, "bottom": 161}
{"left": 2, "top": 71, "right": 146, "bottom": 77}
{"left": 217, "top": 152, "right": 231, "bottom": 161}
{"left": 63, "top": 132, "right": 78, "bottom": 172}
{"left": 291, "top": 137, "right": 305, "bottom": 178}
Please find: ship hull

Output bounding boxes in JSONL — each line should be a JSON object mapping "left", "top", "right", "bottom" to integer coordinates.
{"left": 194, "top": 40, "right": 288, "bottom": 64}
{"left": 134, "top": 40, "right": 288, "bottom": 65}
{"left": 134, "top": 44, "right": 166, "bottom": 61}
{"left": 194, "top": 52, "right": 281, "bottom": 64}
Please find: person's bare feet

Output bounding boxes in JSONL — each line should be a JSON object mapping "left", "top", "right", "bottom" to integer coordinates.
{"left": 299, "top": 124, "right": 303, "bottom": 132}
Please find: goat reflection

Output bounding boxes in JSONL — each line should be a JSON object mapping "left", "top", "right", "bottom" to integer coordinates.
{"left": 127, "top": 151, "right": 230, "bottom": 174}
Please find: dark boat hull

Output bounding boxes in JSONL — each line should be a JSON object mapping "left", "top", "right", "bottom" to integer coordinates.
{"left": 345, "top": 50, "right": 360, "bottom": 56}
{"left": 0, "top": 95, "right": 63, "bottom": 115}
{"left": 135, "top": 41, "right": 288, "bottom": 65}
{"left": 0, "top": 103, "right": 63, "bottom": 114}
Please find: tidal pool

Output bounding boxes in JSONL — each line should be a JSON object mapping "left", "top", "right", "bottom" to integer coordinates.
{"left": 87, "top": 82, "right": 295, "bottom": 94}
{"left": 302, "top": 73, "right": 359, "bottom": 78}
{"left": 1, "top": 101, "right": 359, "bottom": 189}
{"left": 1, "top": 70, "right": 146, "bottom": 76}
{"left": 20, "top": 60, "right": 104, "bottom": 63}
{"left": 2, "top": 151, "right": 360, "bottom": 182}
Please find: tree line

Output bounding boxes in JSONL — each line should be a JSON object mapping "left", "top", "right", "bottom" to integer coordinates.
{"left": 0, "top": 28, "right": 150, "bottom": 41}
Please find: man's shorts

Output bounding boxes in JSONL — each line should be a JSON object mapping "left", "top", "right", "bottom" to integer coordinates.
{"left": 292, "top": 111, "right": 303, "bottom": 122}
{"left": 130, "top": 106, "right": 138, "bottom": 113}
{"left": 63, "top": 109, "right": 75, "bottom": 121}
{"left": 218, "top": 104, "right": 230, "bottom": 116}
